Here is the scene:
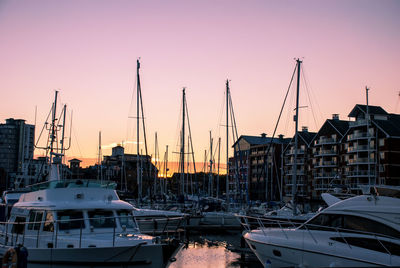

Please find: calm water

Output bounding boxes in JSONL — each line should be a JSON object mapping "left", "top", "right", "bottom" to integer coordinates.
{"left": 169, "top": 232, "right": 263, "bottom": 268}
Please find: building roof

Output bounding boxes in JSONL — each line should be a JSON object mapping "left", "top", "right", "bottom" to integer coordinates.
{"left": 373, "top": 114, "right": 400, "bottom": 137}
{"left": 348, "top": 104, "right": 388, "bottom": 118}
{"left": 233, "top": 135, "right": 290, "bottom": 147}
{"left": 298, "top": 131, "right": 318, "bottom": 145}
{"left": 327, "top": 119, "right": 350, "bottom": 136}
{"left": 68, "top": 158, "right": 82, "bottom": 163}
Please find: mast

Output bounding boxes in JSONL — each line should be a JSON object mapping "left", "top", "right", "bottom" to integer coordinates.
{"left": 136, "top": 59, "right": 141, "bottom": 201}
{"left": 97, "top": 131, "right": 102, "bottom": 182}
{"left": 366, "top": 86, "right": 372, "bottom": 186}
{"left": 292, "top": 59, "right": 301, "bottom": 215}
{"left": 226, "top": 80, "right": 230, "bottom": 204}
{"left": 209, "top": 131, "right": 213, "bottom": 197}
{"left": 154, "top": 132, "right": 158, "bottom": 197}
{"left": 180, "top": 88, "right": 186, "bottom": 196}
{"left": 165, "top": 145, "right": 169, "bottom": 195}
{"left": 217, "top": 137, "right": 221, "bottom": 199}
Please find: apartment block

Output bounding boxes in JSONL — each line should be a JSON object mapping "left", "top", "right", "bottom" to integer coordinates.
{"left": 311, "top": 114, "right": 349, "bottom": 197}
{"left": 0, "top": 118, "right": 35, "bottom": 189}
{"left": 282, "top": 127, "right": 317, "bottom": 203}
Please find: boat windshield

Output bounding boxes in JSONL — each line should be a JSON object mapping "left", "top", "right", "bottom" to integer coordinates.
{"left": 88, "top": 210, "right": 116, "bottom": 229}
{"left": 117, "top": 210, "right": 136, "bottom": 229}
{"left": 26, "top": 179, "right": 117, "bottom": 191}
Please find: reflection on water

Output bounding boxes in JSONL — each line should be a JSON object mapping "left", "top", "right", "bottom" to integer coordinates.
{"left": 169, "top": 233, "right": 262, "bottom": 268}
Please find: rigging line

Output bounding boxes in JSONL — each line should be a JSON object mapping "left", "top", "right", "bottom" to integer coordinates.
{"left": 216, "top": 89, "right": 226, "bottom": 140}
{"left": 34, "top": 104, "right": 53, "bottom": 148}
{"left": 302, "top": 65, "right": 324, "bottom": 127}
{"left": 257, "top": 61, "right": 297, "bottom": 183}
{"left": 301, "top": 65, "right": 319, "bottom": 130}
{"left": 126, "top": 65, "right": 138, "bottom": 153}
{"left": 284, "top": 78, "right": 296, "bottom": 135}
{"left": 185, "top": 95, "right": 197, "bottom": 174}
{"left": 71, "top": 125, "right": 84, "bottom": 159}
{"left": 138, "top": 75, "right": 148, "bottom": 157}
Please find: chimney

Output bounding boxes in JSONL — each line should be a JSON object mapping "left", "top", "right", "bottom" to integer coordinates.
{"left": 260, "top": 133, "right": 267, "bottom": 138}
{"left": 278, "top": 134, "right": 284, "bottom": 141}
{"left": 302, "top": 126, "right": 308, "bottom": 132}
{"left": 332, "top": 114, "right": 339, "bottom": 120}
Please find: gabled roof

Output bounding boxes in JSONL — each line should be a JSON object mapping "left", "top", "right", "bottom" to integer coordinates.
{"left": 328, "top": 119, "right": 350, "bottom": 136}
{"left": 298, "top": 131, "right": 318, "bottom": 145}
{"left": 233, "top": 135, "right": 289, "bottom": 147}
{"left": 373, "top": 114, "right": 400, "bottom": 137}
{"left": 348, "top": 104, "right": 388, "bottom": 118}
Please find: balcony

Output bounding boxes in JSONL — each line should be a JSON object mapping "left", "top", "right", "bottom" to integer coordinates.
{"left": 346, "top": 170, "right": 375, "bottom": 177}
{"left": 315, "top": 160, "right": 337, "bottom": 167}
{"left": 285, "top": 159, "right": 306, "bottom": 165}
{"left": 347, "top": 144, "right": 374, "bottom": 153}
{"left": 315, "top": 149, "right": 337, "bottom": 156}
{"left": 347, "top": 132, "right": 369, "bottom": 141}
{"left": 287, "top": 149, "right": 305, "bottom": 155}
{"left": 349, "top": 119, "right": 367, "bottom": 127}
{"left": 314, "top": 172, "right": 336, "bottom": 178}
{"left": 315, "top": 137, "right": 336, "bottom": 145}
{"left": 347, "top": 157, "right": 375, "bottom": 165}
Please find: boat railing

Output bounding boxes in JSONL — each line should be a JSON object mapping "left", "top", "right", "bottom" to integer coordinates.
{"left": 236, "top": 214, "right": 399, "bottom": 256}
{"left": 0, "top": 214, "right": 185, "bottom": 249}
{"left": 236, "top": 214, "right": 301, "bottom": 232}
{"left": 133, "top": 215, "right": 188, "bottom": 236}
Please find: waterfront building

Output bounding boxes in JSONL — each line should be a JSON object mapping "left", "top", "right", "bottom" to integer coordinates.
{"left": 231, "top": 134, "right": 290, "bottom": 202}
{"left": 102, "top": 145, "right": 158, "bottom": 196}
{"left": 343, "top": 104, "right": 400, "bottom": 192}
{"left": 311, "top": 114, "right": 349, "bottom": 198}
{"left": 282, "top": 127, "right": 317, "bottom": 203}
{"left": 0, "top": 118, "right": 35, "bottom": 190}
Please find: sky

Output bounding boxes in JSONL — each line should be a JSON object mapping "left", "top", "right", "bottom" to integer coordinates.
{"left": 1, "top": 0, "right": 399, "bottom": 172}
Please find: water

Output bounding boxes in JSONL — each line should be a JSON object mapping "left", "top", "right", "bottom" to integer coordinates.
{"left": 169, "top": 231, "right": 263, "bottom": 268}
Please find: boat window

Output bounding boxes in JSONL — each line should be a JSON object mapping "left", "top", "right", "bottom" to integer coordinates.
{"left": 57, "top": 211, "right": 85, "bottom": 230}
{"left": 117, "top": 210, "right": 135, "bottom": 228}
{"left": 330, "top": 237, "right": 400, "bottom": 256}
{"left": 88, "top": 210, "right": 115, "bottom": 228}
{"left": 342, "top": 215, "right": 400, "bottom": 239}
{"left": 43, "top": 211, "right": 54, "bottom": 232}
{"left": 11, "top": 216, "right": 26, "bottom": 234}
{"left": 302, "top": 213, "right": 342, "bottom": 231}
{"left": 28, "top": 210, "right": 43, "bottom": 231}
{"left": 303, "top": 213, "right": 400, "bottom": 239}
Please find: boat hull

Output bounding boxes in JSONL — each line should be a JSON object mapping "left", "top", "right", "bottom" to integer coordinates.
{"left": 0, "top": 242, "right": 182, "bottom": 268}
{"left": 244, "top": 229, "right": 400, "bottom": 267}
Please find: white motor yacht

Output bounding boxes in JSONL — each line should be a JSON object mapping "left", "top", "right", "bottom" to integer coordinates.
{"left": 243, "top": 187, "right": 400, "bottom": 267}
{"left": 0, "top": 180, "right": 182, "bottom": 268}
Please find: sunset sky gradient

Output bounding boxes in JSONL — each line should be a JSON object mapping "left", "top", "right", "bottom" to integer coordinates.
{"left": 1, "top": 0, "right": 399, "bottom": 171}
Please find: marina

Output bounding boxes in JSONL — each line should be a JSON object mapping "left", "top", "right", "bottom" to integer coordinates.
{"left": 1, "top": 1, "right": 400, "bottom": 267}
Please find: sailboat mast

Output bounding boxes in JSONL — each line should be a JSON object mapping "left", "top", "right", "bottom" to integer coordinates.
{"left": 226, "top": 79, "right": 230, "bottom": 204}
{"left": 180, "top": 88, "right": 186, "bottom": 196}
{"left": 136, "top": 59, "right": 141, "bottom": 201}
{"left": 292, "top": 59, "right": 302, "bottom": 215}
{"left": 209, "top": 131, "right": 213, "bottom": 197}
{"left": 366, "top": 86, "right": 372, "bottom": 185}
{"left": 98, "top": 131, "right": 102, "bottom": 182}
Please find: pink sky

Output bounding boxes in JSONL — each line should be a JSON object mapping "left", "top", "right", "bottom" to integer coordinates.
{"left": 1, "top": 0, "right": 399, "bottom": 169}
